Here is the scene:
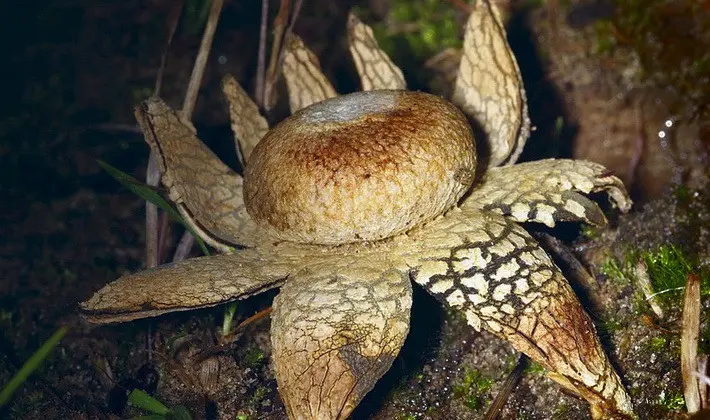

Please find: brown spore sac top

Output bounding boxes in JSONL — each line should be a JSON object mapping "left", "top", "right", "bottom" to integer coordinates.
{"left": 244, "top": 90, "right": 476, "bottom": 245}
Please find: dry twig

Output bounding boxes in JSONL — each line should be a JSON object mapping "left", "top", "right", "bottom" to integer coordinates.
{"left": 263, "top": 0, "right": 303, "bottom": 110}
{"left": 181, "top": 0, "right": 225, "bottom": 120}
{"left": 170, "top": 0, "right": 226, "bottom": 260}
{"left": 483, "top": 354, "right": 527, "bottom": 420}
{"left": 147, "top": 0, "right": 185, "bottom": 271}
{"left": 255, "top": 0, "right": 269, "bottom": 107}
{"left": 634, "top": 259, "right": 665, "bottom": 319}
{"left": 682, "top": 273, "right": 701, "bottom": 413}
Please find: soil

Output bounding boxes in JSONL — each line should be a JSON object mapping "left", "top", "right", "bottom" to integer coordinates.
{"left": 1, "top": 1, "right": 708, "bottom": 419}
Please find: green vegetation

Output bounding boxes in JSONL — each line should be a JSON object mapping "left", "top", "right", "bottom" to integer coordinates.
{"left": 127, "top": 388, "right": 193, "bottom": 419}
{"left": 370, "top": 0, "right": 463, "bottom": 60}
{"left": 248, "top": 385, "right": 269, "bottom": 408}
{"left": 641, "top": 245, "right": 709, "bottom": 304}
{"left": 98, "top": 160, "right": 210, "bottom": 255}
{"left": 601, "top": 244, "right": 710, "bottom": 307}
{"left": 222, "top": 302, "right": 239, "bottom": 337}
{"left": 646, "top": 336, "right": 667, "bottom": 353}
{"left": 453, "top": 368, "right": 493, "bottom": 410}
{"left": 523, "top": 360, "right": 546, "bottom": 375}
{"left": 600, "top": 258, "right": 630, "bottom": 285}
{"left": 354, "top": 0, "right": 464, "bottom": 89}
{"left": 657, "top": 390, "right": 685, "bottom": 411}
{"left": 183, "top": 0, "right": 212, "bottom": 36}
{"left": 602, "top": 243, "right": 710, "bottom": 353}
{"left": 0, "top": 327, "right": 67, "bottom": 407}
{"left": 551, "top": 403, "right": 572, "bottom": 419}
{"left": 243, "top": 346, "right": 266, "bottom": 368}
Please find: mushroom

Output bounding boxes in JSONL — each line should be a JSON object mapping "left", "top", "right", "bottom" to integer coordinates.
{"left": 82, "top": 4, "right": 636, "bottom": 419}
{"left": 244, "top": 90, "right": 477, "bottom": 245}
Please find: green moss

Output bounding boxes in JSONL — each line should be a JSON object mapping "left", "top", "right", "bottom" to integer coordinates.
{"left": 599, "top": 316, "right": 624, "bottom": 334}
{"left": 523, "top": 359, "right": 546, "bottom": 375}
{"left": 641, "top": 245, "right": 710, "bottom": 305}
{"left": 243, "top": 347, "right": 265, "bottom": 368}
{"left": 453, "top": 368, "right": 493, "bottom": 411}
{"left": 552, "top": 403, "right": 572, "bottom": 419}
{"left": 601, "top": 245, "right": 710, "bottom": 309}
{"left": 646, "top": 336, "right": 667, "bottom": 352}
{"left": 600, "top": 258, "right": 630, "bottom": 284}
{"left": 356, "top": 0, "right": 463, "bottom": 63}
{"left": 658, "top": 390, "right": 685, "bottom": 411}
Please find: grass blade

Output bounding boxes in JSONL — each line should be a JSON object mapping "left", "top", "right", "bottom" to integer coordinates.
{"left": 0, "top": 327, "right": 68, "bottom": 407}
{"left": 127, "top": 389, "right": 170, "bottom": 415}
{"left": 98, "top": 159, "right": 210, "bottom": 256}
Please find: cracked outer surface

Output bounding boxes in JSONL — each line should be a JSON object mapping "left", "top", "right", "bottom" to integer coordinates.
{"left": 347, "top": 13, "right": 407, "bottom": 91}
{"left": 271, "top": 260, "right": 411, "bottom": 419}
{"left": 135, "top": 98, "right": 261, "bottom": 250}
{"left": 282, "top": 34, "right": 337, "bottom": 113}
{"left": 83, "top": 2, "right": 637, "bottom": 418}
{"left": 452, "top": 0, "right": 530, "bottom": 167}
{"left": 465, "top": 159, "right": 632, "bottom": 226}
{"left": 222, "top": 74, "right": 269, "bottom": 164}
{"left": 396, "top": 206, "right": 634, "bottom": 418}
{"left": 79, "top": 249, "right": 292, "bottom": 323}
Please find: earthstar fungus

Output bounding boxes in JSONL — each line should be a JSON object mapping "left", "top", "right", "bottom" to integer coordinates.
{"left": 82, "top": 3, "right": 636, "bottom": 419}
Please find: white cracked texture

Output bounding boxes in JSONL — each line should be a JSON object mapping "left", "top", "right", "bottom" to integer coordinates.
{"left": 82, "top": 3, "right": 637, "bottom": 419}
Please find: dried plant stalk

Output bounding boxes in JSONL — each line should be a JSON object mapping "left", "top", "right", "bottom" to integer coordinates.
{"left": 682, "top": 273, "right": 701, "bottom": 413}
{"left": 634, "top": 259, "right": 665, "bottom": 319}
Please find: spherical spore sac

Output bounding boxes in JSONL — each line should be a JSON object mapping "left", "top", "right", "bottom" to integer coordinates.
{"left": 244, "top": 90, "right": 476, "bottom": 245}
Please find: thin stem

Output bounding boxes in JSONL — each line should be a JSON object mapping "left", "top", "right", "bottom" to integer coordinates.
{"left": 156, "top": 212, "right": 171, "bottom": 264}
{"left": 147, "top": 0, "right": 184, "bottom": 271}
{"left": 274, "top": 0, "right": 303, "bottom": 78}
{"left": 145, "top": 153, "right": 160, "bottom": 269}
{"left": 483, "top": 354, "right": 527, "bottom": 420}
{"left": 255, "top": 0, "right": 269, "bottom": 107}
{"left": 222, "top": 302, "right": 239, "bottom": 337}
{"left": 173, "top": 231, "right": 196, "bottom": 262}
{"left": 155, "top": 0, "right": 184, "bottom": 96}
{"left": 181, "top": 0, "right": 225, "bottom": 120}
{"left": 263, "top": 0, "right": 290, "bottom": 110}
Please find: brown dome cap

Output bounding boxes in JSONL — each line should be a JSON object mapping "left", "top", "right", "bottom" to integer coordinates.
{"left": 244, "top": 90, "right": 476, "bottom": 245}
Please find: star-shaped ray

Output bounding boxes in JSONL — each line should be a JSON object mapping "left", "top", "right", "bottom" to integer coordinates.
{"left": 135, "top": 98, "right": 260, "bottom": 250}
{"left": 398, "top": 207, "right": 634, "bottom": 418}
{"left": 282, "top": 34, "right": 338, "bottom": 113}
{"left": 465, "top": 159, "right": 632, "bottom": 226}
{"left": 347, "top": 13, "right": 406, "bottom": 91}
{"left": 222, "top": 74, "right": 269, "bottom": 164}
{"left": 452, "top": 0, "right": 530, "bottom": 167}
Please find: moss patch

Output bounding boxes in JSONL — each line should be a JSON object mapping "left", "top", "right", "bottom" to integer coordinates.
{"left": 453, "top": 368, "right": 493, "bottom": 411}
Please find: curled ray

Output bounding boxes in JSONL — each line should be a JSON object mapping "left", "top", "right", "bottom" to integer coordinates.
{"left": 221, "top": 75, "right": 269, "bottom": 164}
{"left": 396, "top": 209, "right": 634, "bottom": 418}
{"left": 463, "top": 159, "right": 632, "bottom": 227}
{"left": 80, "top": 248, "right": 295, "bottom": 324}
{"left": 282, "top": 34, "right": 338, "bottom": 113}
{"left": 347, "top": 13, "right": 406, "bottom": 91}
{"left": 272, "top": 258, "right": 411, "bottom": 419}
{"left": 452, "top": 0, "right": 530, "bottom": 167}
{"left": 135, "top": 98, "right": 263, "bottom": 250}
